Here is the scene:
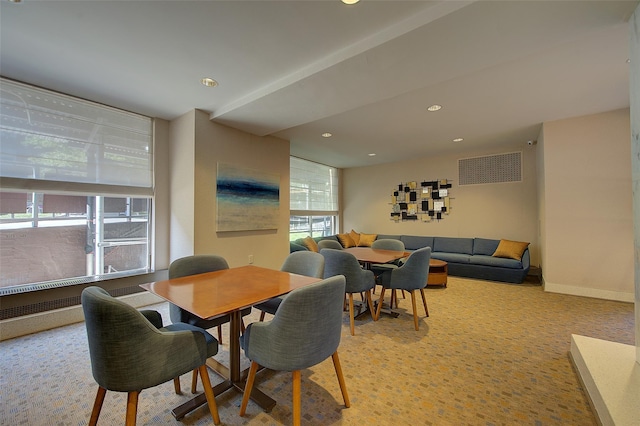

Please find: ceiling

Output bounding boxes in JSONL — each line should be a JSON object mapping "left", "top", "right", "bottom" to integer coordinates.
{"left": 1, "top": 0, "right": 637, "bottom": 169}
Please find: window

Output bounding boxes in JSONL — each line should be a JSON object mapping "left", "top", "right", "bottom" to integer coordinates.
{"left": 289, "top": 157, "right": 339, "bottom": 240}
{"left": 0, "top": 78, "right": 153, "bottom": 293}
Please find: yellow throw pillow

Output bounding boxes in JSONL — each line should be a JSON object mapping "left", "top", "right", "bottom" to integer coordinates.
{"left": 301, "top": 236, "right": 319, "bottom": 252}
{"left": 358, "top": 233, "right": 378, "bottom": 247}
{"left": 337, "top": 233, "right": 356, "bottom": 248}
{"left": 492, "top": 239, "right": 529, "bottom": 261}
{"left": 349, "top": 229, "right": 361, "bottom": 246}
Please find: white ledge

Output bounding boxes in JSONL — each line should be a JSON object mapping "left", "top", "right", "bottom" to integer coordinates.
{"left": 570, "top": 334, "right": 640, "bottom": 426}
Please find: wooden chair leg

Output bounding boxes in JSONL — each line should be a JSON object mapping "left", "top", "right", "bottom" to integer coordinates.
{"left": 89, "top": 386, "right": 106, "bottom": 426}
{"left": 348, "top": 293, "right": 355, "bottom": 335}
{"left": 240, "top": 361, "right": 260, "bottom": 416}
{"left": 198, "top": 364, "right": 221, "bottom": 425}
{"left": 191, "top": 369, "right": 199, "bottom": 393}
{"left": 217, "top": 326, "right": 222, "bottom": 343}
{"left": 420, "top": 288, "right": 429, "bottom": 317}
{"left": 125, "top": 391, "right": 139, "bottom": 426}
{"left": 241, "top": 319, "right": 246, "bottom": 333}
{"left": 259, "top": 311, "right": 266, "bottom": 321}
{"left": 410, "top": 290, "right": 419, "bottom": 331}
{"left": 375, "top": 287, "right": 386, "bottom": 321}
{"left": 365, "top": 290, "right": 376, "bottom": 321}
{"left": 331, "top": 351, "right": 350, "bottom": 407}
{"left": 173, "top": 377, "right": 181, "bottom": 394}
{"left": 293, "top": 370, "right": 302, "bottom": 426}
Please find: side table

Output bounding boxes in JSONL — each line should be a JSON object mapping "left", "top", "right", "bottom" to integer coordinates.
{"left": 427, "top": 259, "right": 448, "bottom": 287}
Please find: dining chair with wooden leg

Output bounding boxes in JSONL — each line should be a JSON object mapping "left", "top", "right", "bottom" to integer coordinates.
{"left": 375, "top": 247, "right": 432, "bottom": 330}
{"left": 320, "top": 248, "right": 376, "bottom": 335}
{"left": 81, "top": 286, "right": 221, "bottom": 426}
{"left": 254, "top": 250, "right": 325, "bottom": 321}
{"left": 239, "top": 275, "right": 350, "bottom": 426}
{"left": 168, "top": 254, "right": 252, "bottom": 392}
{"left": 370, "top": 238, "right": 407, "bottom": 304}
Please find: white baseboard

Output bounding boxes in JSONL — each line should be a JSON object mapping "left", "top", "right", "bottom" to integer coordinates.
{"left": 0, "top": 292, "right": 164, "bottom": 341}
{"left": 544, "top": 281, "right": 634, "bottom": 303}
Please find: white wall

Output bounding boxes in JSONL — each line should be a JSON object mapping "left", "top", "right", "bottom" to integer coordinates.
{"left": 629, "top": 4, "right": 639, "bottom": 362}
{"left": 152, "top": 118, "right": 170, "bottom": 271}
{"left": 169, "top": 110, "right": 197, "bottom": 260}
{"left": 168, "top": 109, "right": 291, "bottom": 269}
{"left": 541, "top": 108, "right": 633, "bottom": 301}
{"left": 343, "top": 140, "right": 540, "bottom": 265}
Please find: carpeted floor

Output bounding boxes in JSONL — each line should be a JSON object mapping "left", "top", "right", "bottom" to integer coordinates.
{"left": 0, "top": 276, "right": 634, "bottom": 425}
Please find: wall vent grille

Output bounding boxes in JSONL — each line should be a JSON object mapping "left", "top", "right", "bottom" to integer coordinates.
{"left": 458, "top": 152, "right": 522, "bottom": 185}
{"left": 0, "top": 285, "right": 143, "bottom": 320}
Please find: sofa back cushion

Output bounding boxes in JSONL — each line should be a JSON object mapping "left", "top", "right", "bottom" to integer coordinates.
{"left": 473, "top": 238, "right": 500, "bottom": 256}
{"left": 376, "top": 234, "right": 402, "bottom": 241}
{"left": 401, "top": 235, "right": 434, "bottom": 251}
{"left": 433, "top": 237, "right": 473, "bottom": 254}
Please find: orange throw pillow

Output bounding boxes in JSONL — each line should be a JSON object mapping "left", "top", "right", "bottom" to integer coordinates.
{"left": 301, "top": 236, "right": 319, "bottom": 252}
{"left": 349, "top": 229, "right": 361, "bottom": 246}
{"left": 492, "top": 239, "right": 529, "bottom": 261}
{"left": 358, "top": 233, "right": 377, "bottom": 247}
{"left": 337, "top": 233, "right": 356, "bottom": 248}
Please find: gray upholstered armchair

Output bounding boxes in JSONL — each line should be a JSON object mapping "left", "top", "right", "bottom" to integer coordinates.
{"left": 239, "top": 275, "right": 350, "bottom": 425}
{"left": 374, "top": 246, "right": 432, "bottom": 330}
{"left": 169, "top": 254, "right": 252, "bottom": 391}
{"left": 254, "top": 251, "right": 325, "bottom": 321}
{"left": 81, "top": 286, "right": 220, "bottom": 425}
{"left": 318, "top": 239, "right": 344, "bottom": 250}
{"left": 320, "top": 248, "right": 376, "bottom": 335}
{"left": 370, "top": 238, "right": 407, "bottom": 304}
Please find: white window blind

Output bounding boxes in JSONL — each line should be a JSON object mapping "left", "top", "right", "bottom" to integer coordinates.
{"left": 290, "top": 157, "right": 338, "bottom": 214}
{"left": 0, "top": 78, "right": 153, "bottom": 196}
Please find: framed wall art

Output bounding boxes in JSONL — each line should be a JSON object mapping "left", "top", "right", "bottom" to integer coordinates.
{"left": 216, "top": 162, "right": 280, "bottom": 232}
{"left": 390, "top": 179, "right": 452, "bottom": 222}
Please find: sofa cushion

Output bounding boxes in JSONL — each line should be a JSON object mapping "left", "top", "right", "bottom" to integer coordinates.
{"left": 473, "top": 238, "right": 500, "bottom": 256}
{"left": 349, "top": 229, "right": 361, "bottom": 246}
{"left": 290, "top": 242, "right": 308, "bottom": 252}
{"left": 470, "top": 254, "right": 523, "bottom": 269}
{"left": 337, "top": 233, "right": 356, "bottom": 248}
{"left": 358, "top": 232, "right": 377, "bottom": 247}
{"left": 493, "top": 239, "right": 530, "bottom": 261}
{"left": 377, "top": 234, "right": 402, "bottom": 241}
{"left": 301, "top": 236, "right": 319, "bottom": 252}
{"left": 431, "top": 252, "right": 471, "bottom": 264}
{"left": 433, "top": 237, "right": 474, "bottom": 255}
{"left": 401, "top": 235, "right": 434, "bottom": 251}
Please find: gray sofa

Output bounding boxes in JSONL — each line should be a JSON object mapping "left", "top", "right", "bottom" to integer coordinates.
{"left": 292, "top": 234, "right": 530, "bottom": 284}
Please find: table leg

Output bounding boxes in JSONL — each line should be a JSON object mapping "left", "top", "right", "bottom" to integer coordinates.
{"left": 171, "top": 310, "right": 276, "bottom": 420}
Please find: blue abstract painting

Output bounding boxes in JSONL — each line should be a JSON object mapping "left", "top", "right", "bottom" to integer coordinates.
{"left": 216, "top": 163, "right": 280, "bottom": 231}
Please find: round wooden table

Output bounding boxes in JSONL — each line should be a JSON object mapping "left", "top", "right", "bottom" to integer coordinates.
{"left": 427, "top": 259, "right": 448, "bottom": 287}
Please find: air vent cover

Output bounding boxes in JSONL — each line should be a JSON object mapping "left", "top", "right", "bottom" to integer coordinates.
{"left": 458, "top": 152, "right": 522, "bottom": 185}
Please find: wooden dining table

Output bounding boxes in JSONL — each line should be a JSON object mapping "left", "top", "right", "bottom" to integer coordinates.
{"left": 342, "top": 246, "right": 409, "bottom": 269}
{"left": 140, "top": 265, "right": 322, "bottom": 419}
{"left": 341, "top": 247, "right": 409, "bottom": 318}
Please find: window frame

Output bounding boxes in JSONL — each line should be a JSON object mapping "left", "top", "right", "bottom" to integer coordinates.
{"left": 289, "top": 157, "right": 339, "bottom": 241}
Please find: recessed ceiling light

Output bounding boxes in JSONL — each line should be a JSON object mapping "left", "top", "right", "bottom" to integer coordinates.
{"left": 322, "top": 132, "right": 332, "bottom": 138}
{"left": 453, "top": 138, "right": 464, "bottom": 142}
{"left": 201, "top": 77, "right": 218, "bottom": 87}
{"left": 368, "top": 153, "right": 376, "bottom": 157}
{"left": 341, "top": 0, "right": 360, "bottom": 4}
{"left": 427, "top": 104, "right": 442, "bottom": 112}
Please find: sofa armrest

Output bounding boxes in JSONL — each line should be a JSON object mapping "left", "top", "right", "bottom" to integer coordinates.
{"left": 521, "top": 248, "right": 530, "bottom": 269}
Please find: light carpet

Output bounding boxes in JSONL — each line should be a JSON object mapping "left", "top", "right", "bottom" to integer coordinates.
{"left": 0, "top": 276, "right": 634, "bottom": 425}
